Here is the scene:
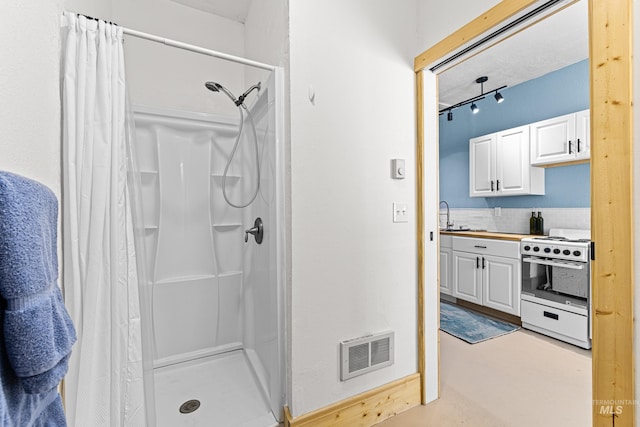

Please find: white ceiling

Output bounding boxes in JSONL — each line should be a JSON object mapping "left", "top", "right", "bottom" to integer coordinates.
{"left": 170, "top": 0, "right": 252, "bottom": 23}
{"left": 438, "top": 0, "right": 588, "bottom": 110}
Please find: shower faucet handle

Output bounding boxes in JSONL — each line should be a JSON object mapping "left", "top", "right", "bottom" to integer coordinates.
{"left": 244, "top": 228, "right": 257, "bottom": 242}
{"left": 245, "top": 217, "right": 264, "bottom": 244}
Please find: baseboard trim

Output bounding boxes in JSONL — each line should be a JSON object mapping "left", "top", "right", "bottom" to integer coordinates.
{"left": 284, "top": 373, "right": 421, "bottom": 427}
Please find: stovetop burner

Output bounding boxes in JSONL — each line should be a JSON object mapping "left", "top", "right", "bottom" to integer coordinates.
{"left": 522, "top": 229, "right": 591, "bottom": 262}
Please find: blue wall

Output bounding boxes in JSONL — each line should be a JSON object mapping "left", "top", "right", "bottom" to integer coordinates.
{"left": 439, "top": 59, "right": 590, "bottom": 208}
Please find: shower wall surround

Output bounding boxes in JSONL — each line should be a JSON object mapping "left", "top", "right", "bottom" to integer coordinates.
{"left": 132, "top": 70, "right": 284, "bottom": 425}
{"left": 135, "top": 108, "right": 248, "bottom": 364}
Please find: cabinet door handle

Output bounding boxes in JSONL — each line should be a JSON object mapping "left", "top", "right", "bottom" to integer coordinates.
{"left": 491, "top": 180, "right": 494, "bottom": 192}
{"left": 568, "top": 140, "right": 573, "bottom": 154}
{"left": 577, "top": 138, "right": 581, "bottom": 153}
{"left": 496, "top": 180, "right": 500, "bottom": 191}
{"left": 474, "top": 245, "right": 487, "bottom": 249}
{"left": 476, "top": 257, "right": 480, "bottom": 269}
{"left": 482, "top": 257, "right": 486, "bottom": 269}
{"left": 543, "top": 311, "right": 559, "bottom": 320}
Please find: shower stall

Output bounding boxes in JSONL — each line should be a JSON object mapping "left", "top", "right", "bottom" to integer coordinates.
{"left": 132, "top": 70, "right": 285, "bottom": 427}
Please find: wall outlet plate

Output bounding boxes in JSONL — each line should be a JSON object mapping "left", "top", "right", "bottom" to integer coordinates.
{"left": 393, "top": 203, "right": 408, "bottom": 223}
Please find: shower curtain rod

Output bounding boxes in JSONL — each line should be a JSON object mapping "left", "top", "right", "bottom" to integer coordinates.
{"left": 68, "top": 12, "right": 276, "bottom": 71}
{"left": 121, "top": 27, "right": 276, "bottom": 71}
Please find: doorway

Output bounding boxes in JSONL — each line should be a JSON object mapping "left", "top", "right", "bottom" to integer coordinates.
{"left": 415, "top": 0, "right": 634, "bottom": 426}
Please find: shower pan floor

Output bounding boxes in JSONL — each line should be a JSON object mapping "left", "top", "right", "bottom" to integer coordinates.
{"left": 154, "top": 350, "right": 277, "bottom": 427}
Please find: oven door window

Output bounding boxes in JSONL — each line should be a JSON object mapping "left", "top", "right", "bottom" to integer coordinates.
{"left": 522, "top": 257, "right": 589, "bottom": 307}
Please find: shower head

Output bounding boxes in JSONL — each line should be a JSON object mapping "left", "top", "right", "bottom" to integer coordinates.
{"left": 205, "top": 81, "right": 238, "bottom": 105}
{"left": 205, "top": 81, "right": 261, "bottom": 107}
{"left": 205, "top": 81, "right": 220, "bottom": 92}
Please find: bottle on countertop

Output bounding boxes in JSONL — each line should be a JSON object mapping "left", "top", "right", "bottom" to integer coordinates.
{"left": 536, "top": 211, "right": 544, "bottom": 235}
{"left": 529, "top": 211, "right": 536, "bottom": 235}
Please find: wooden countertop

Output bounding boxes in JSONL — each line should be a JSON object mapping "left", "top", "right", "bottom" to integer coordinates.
{"left": 439, "top": 230, "right": 539, "bottom": 241}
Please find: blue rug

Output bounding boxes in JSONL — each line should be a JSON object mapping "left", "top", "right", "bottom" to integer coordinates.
{"left": 440, "top": 301, "right": 520, "bottom": 344}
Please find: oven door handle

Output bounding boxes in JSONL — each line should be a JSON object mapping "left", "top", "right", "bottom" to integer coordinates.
{"left": 522, "top": 256, "right": 585, "bottom": 270}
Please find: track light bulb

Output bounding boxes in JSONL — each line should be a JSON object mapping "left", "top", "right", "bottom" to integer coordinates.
{"left": 470, "top": 103, "right": 479, "bottom": 114}
{"left": 494, "top": 92, "right": 504, "bottom": 103}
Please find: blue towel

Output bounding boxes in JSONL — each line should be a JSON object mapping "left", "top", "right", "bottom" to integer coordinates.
{"left": 0, "top": 171, "right": 76, "bottom": 426}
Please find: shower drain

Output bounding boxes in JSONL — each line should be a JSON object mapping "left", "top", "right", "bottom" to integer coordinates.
{"left": 179, "top": 399, "right": 201, "bottom": 414}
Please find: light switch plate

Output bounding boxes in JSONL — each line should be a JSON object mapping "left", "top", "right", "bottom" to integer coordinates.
{"left": 393, "top": 203, "right": 409, "bottom": 223}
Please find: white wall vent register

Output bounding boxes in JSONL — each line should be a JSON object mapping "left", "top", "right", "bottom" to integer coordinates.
{"left": 340, "top": 331, "right": 394, "bottom": 381}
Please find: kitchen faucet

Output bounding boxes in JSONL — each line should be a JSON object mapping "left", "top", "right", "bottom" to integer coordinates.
{"left": 439, "top": 200, "right": 454, "bottom": 230}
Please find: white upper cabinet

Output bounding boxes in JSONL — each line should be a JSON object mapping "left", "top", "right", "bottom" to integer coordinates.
{"left": 530, "top": 109, "right": 590, "bottom": 165}
{"left": 469, "top": 133, "right": 495, "bottom": 197}
{"left": 470, "top": 125, "right": 545, "bottom": 197}
{"left": 575, "top": 109, "right": 590, "bottom": 161}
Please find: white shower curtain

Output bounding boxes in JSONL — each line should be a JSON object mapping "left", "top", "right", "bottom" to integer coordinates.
{"left": 61, "top": 13, "right": 146, "bottom": 427}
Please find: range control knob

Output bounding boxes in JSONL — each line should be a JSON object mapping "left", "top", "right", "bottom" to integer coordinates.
{"left": 533, "top": 247, "right": 540, "bottom": 252}
{"left": 573, "top": 250, "right": 582, "bottom": 257}
{"left": 563, "top": 249, "right": 571, "bottom": 255}
{"left": 523, "top": 245, "right": 531, "bottom": 251}
{"left": 543, "top": 247, "right": 551, "bottom": 253}
{"left": 553, "top": 249, "right": 561, "bottom": 254}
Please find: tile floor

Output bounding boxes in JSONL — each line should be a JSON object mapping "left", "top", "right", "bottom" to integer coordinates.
{"left": 378, "top": 329, "right": 592, "bottom": 427}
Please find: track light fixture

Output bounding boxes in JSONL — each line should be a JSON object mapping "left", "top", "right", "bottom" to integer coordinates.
{"left": 439, "top": 76, "right": 506, "bottom": 122}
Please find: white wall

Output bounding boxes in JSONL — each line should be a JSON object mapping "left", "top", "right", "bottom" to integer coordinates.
{"left": 0, "top": 1, "right": 64, "bottom": 197}
{"left": 288, "top": 0, "right": 418, "bottom": 416}
{"left": 245, "top": 0, "right": 289, "bottom": 70}
{"left": 417, "top": 0, "right": 500, "bottom": 52}
{"left": 111, "top": 0, "right": 247, "bottom": 116}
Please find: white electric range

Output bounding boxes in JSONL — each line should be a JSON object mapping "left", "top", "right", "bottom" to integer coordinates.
{"left": 520, "top": 228, "right": 591, "bottom": 349}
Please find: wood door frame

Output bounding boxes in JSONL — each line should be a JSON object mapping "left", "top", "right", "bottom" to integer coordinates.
{"left": 414, "top": 1, "right": 634, "bottom": 426}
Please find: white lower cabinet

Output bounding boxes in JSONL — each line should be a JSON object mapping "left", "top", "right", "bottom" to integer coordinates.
{"left": 452, "top": 237, "right": 521, "bottom": 316}
{"left": 440, "top": 235, "right": 453, "bottom": 296}
{"left": 482, "top": 255, "right": 520, "bottom": 314}
{"left": 452, "top": 251, "right": 482, "bottom": 304}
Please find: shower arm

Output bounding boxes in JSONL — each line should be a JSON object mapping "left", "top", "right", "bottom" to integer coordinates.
{"left": 237, "top": 83, "right": 261, "bottom": 107}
